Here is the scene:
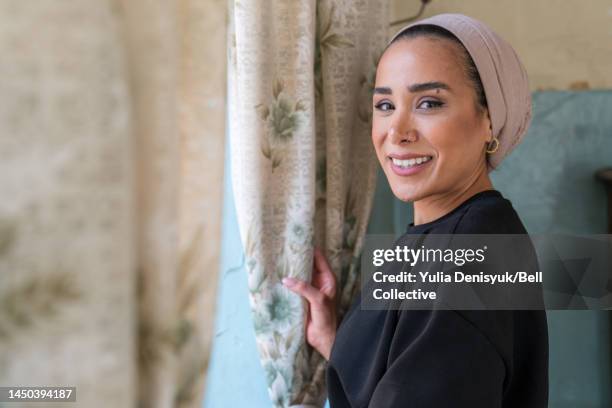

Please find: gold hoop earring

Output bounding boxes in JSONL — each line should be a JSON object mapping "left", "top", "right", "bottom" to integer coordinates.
{"left": 486, "top": 137, "right": 499, "bottom": 154}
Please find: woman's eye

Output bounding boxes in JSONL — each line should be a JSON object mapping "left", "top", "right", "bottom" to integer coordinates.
{"left": 417, "top": 100, "right": 444, "bottom": 109}
{"left": 374, "top": 101, "right": 394, "bottom": 112}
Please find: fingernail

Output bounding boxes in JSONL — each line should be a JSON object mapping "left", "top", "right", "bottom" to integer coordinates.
{"left": 282, "top": 277, "right": 296, "bottom": 286}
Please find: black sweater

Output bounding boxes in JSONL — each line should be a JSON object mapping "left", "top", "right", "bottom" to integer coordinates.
{"left": 325, "top": 189, "right": 549, "bottom": 408}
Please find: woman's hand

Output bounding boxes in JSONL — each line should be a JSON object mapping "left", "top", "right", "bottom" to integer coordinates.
{"left": 282, "top": 247, "right": 338, "bottom": 361}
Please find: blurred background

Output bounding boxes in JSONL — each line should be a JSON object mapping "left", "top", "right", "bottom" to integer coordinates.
{"left": 0, "top": 1, "right": 611, "bottom": 407}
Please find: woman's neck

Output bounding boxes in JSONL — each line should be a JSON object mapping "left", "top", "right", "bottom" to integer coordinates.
{"left": 412, "top": 168, "right": 494, "bottom": 226}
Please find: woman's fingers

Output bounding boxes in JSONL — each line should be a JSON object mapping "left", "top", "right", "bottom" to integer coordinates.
{"left": 313, "top": 247, "right": 332, "bottom": 275}
{"left": 313, "top": 247, "right": 336, "bottom": 298}
{"left": 282, "top": 248, "right": 339, "bottom": 360}
{"left": 282, "top": 277, "right": 324, "bottom": 306}
{"left": 282, "top": 247, "right": 337, "bottom": 307}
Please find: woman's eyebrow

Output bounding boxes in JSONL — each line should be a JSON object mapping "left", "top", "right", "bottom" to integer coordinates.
{"left": 373, "top": 87, "right": 392, "bottom": 95}
{"left": 372, "top": 81, "right": 451, "bottom": 95}
{"left": 408, "top": 81, "right": 451, "bottom": 93}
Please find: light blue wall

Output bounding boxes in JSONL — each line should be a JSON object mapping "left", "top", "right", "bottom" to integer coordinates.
{"left": 203, "top": 132, "right": 271, "bottom": 407}
{"left": 204, "top": 91, "right": 612, "bottom": 407}
{"left": 491, "top": 91, "right": 612, "bottom": 408}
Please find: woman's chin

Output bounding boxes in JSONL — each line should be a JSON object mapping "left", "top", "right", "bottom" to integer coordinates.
{"left": 390, "top": 185, "right": 423, "bottom": 203}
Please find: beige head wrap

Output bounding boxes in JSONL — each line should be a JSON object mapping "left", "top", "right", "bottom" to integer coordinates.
{"left": 389, "top": 13, "right": 532, "bottom": 171}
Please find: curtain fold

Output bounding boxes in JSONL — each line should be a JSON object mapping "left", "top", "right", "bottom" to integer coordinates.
{"left": 229, "top": 1, "right": 388, "bottom": 406}
{"left": 119, "top": 0, "right": 226, "bottom": 407}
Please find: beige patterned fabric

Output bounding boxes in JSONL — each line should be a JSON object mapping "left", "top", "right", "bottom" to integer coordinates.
{"left": 121, "top": 1, "right": 226, "bottom": 406}
{"left": 229, "top": 0, "right": 388, "bottom": 406}
{"left": 0, "top": 1, "right": 225, "bottom": 407}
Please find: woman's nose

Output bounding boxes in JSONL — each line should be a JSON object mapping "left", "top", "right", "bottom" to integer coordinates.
{"left": 388, "top": 118, "right": 418, "bottom": 144}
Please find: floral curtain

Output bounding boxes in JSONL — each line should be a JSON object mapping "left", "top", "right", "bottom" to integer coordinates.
{"left": 228, "top": 0, "right": 389, "bottom": 406}
{"left": 0, "top": 1, "right": 226, "bottom": 407}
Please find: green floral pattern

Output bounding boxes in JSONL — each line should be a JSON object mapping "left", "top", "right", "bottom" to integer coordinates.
{"left": 230, "top": 0, "right": 388, "bottom": 406}
{"left": 257, "top": 79, "right": 306, "bottom": 170}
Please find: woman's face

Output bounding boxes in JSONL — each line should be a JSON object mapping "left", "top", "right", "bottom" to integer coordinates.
{"left": 372, "top": 36, "right": 492, "bottom": 202}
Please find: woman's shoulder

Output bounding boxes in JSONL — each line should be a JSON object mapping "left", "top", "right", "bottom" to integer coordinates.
{"left": 453, "top": 191, "right": 527, "bottom": 234}
{"left": 406, "top": 190, "right": 527, "bottom": 235}
{"left": 406, "top": 190, "right": 528, "bottom": 235}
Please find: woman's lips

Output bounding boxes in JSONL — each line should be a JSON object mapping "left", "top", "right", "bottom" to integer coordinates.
{"left": 388, "top": 155, "right": 433, "bottom": 176}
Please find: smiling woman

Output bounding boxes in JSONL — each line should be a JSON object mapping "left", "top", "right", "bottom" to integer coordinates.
{"left": 284, "top": 12, "right": 548, "bottom": 408}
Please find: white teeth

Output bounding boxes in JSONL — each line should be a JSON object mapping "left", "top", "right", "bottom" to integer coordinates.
{"left": 391, "top": 156, "right": 431, "bottom": 168}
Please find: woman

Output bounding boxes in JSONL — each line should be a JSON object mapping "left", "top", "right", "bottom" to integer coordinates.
{"left": 282, "top": 13, "right": 548, "bottom": 407}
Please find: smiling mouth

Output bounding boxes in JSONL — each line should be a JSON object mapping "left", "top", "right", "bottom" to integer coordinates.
{"left": 389, "top": 156, "right": 433, "bottom": 168}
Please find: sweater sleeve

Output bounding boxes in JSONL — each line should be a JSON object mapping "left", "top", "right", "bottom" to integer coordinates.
{"left": 368, "top": 309, "right": 506, "bottom": 408}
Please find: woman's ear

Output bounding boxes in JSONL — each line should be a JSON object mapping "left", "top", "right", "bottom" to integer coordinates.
{"left": 481, "top": 107, "right": 493, "bottom": 142}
